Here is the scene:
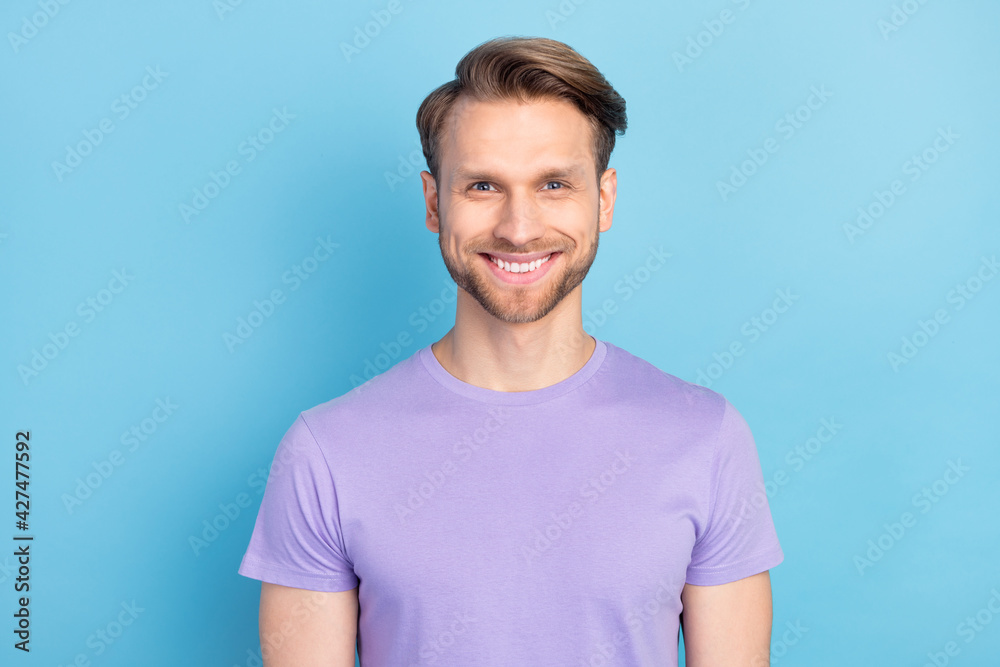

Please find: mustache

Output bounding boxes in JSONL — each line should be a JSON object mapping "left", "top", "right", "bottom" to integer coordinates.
{"left": 468, "top": 245, "right": 570, "bottom": 255}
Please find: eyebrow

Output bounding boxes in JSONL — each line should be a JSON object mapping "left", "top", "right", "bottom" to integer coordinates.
{"left": 452, "top": 165, "right": 586, "bottom": 182}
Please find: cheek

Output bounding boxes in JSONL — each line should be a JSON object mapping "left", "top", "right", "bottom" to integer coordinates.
{"left": 541, "top": 193, "right": 594, "bottom": 215}
{"left": 540, "top": 198, "right": 597, "bottom": 233}
{"left": 442, "top": 205, "right": 496, "bottom": 243}
{"left": 438, "top": 222, "right": 475, "bottom": 260}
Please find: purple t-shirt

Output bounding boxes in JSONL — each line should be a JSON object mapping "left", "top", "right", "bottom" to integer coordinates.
{"left": 238, "top": 338, "right": 783, "bottom": 665}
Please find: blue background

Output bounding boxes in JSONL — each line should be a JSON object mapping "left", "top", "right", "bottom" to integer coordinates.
{"left": 2, "top": 0, "right": 998, "bottom": 665}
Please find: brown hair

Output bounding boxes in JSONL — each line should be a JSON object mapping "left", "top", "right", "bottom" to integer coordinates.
{"left": 416, "top": 36, "right": 627, "bottom": 182}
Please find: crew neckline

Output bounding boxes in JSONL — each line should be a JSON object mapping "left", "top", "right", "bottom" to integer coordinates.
{"left": 418, "top": 337, "right": 608, "bottom": 405}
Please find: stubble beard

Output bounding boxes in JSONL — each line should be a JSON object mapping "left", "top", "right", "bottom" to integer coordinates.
{"left": 438, "top": 215, "right": 601, "bottom": 324}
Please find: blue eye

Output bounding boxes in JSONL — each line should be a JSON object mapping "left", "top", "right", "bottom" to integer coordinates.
{"left": 472, "top": 182, "right": 493, "bottom": 191}
{"left": 544, "top": 182, "right": 563, "bottom": 189}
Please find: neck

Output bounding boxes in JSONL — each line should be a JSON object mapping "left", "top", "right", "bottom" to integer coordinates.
{"left": 431, "top": 288, "right": 596, "bottom": 392}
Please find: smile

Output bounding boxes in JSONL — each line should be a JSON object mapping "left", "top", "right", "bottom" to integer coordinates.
{"left": 479, "top": 252, "right": 560, "bottom": 285}
{"left": 487, "top": 253, "right": 551, "bottom": 274}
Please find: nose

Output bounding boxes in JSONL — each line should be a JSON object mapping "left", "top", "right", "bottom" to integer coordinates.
{"left": 493, "top": 189, "right": 545, "bottom": 248}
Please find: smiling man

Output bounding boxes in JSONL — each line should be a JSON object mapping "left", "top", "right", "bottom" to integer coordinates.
{"left": 238, "top": 36, "right": 784, "bottom": 666}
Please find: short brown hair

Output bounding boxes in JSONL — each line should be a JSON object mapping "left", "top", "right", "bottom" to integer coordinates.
{"left": 416, "top": 36, "right": 627, "bottom": 182}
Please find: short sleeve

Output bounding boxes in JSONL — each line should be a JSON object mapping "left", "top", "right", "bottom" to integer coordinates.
{"left": 238, "top": 414, "right": 359, "bottom": 591}
{"left": 685, "top": 399, "right": 784, "bottom": 585}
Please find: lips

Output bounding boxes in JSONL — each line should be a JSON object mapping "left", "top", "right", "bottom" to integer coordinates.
{"left": 486, "top": 253, "right": 552, "bottom": 274}
{"left": 479, "top": 252, "right": 560, "bottom": 284}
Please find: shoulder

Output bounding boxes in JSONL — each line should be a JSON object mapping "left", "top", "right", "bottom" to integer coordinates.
{"left": 601, "top": 340, "right": 730, "bottom": 425}
{"left": 298, "top": 345, "right": 427, "bottom": 434}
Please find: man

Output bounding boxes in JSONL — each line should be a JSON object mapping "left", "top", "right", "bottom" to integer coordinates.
{"left": 238, "top": 35, "right": 783, "bottom": 666}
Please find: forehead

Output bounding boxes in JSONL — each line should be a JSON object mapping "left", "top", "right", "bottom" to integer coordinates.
{"left": 440, "top": 95, "right": 595, "bottom": 178}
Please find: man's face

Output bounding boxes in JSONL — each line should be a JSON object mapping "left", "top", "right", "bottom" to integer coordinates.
{"left": 421, "top": 95, "right": 616, "bottom": 324}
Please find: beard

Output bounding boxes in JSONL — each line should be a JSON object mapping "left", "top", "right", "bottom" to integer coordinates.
{"left": 438, "top": 215, "right": 601, "bottom": 324}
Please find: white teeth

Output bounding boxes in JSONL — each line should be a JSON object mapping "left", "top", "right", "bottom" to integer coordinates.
{"left": 491, "top": 254, "right": 551, "bottom": 274}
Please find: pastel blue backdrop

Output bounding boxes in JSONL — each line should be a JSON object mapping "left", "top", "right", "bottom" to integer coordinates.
{"left": 2, "top": 0, "right": 998, "bottom": 665}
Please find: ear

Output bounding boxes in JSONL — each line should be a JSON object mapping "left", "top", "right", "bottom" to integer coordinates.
{"left": 598, "top": 167, "right": 617, "bottom": 233}
{"left": 420, "top": 171, "right": 440, "bottom": 233}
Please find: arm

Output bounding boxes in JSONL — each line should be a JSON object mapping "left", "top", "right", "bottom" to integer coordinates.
{"left": 259, "top": 582, "right": 359, "bottom": 667}
{"left": 679, "top": 570, "right": 773, "bottom": 667}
